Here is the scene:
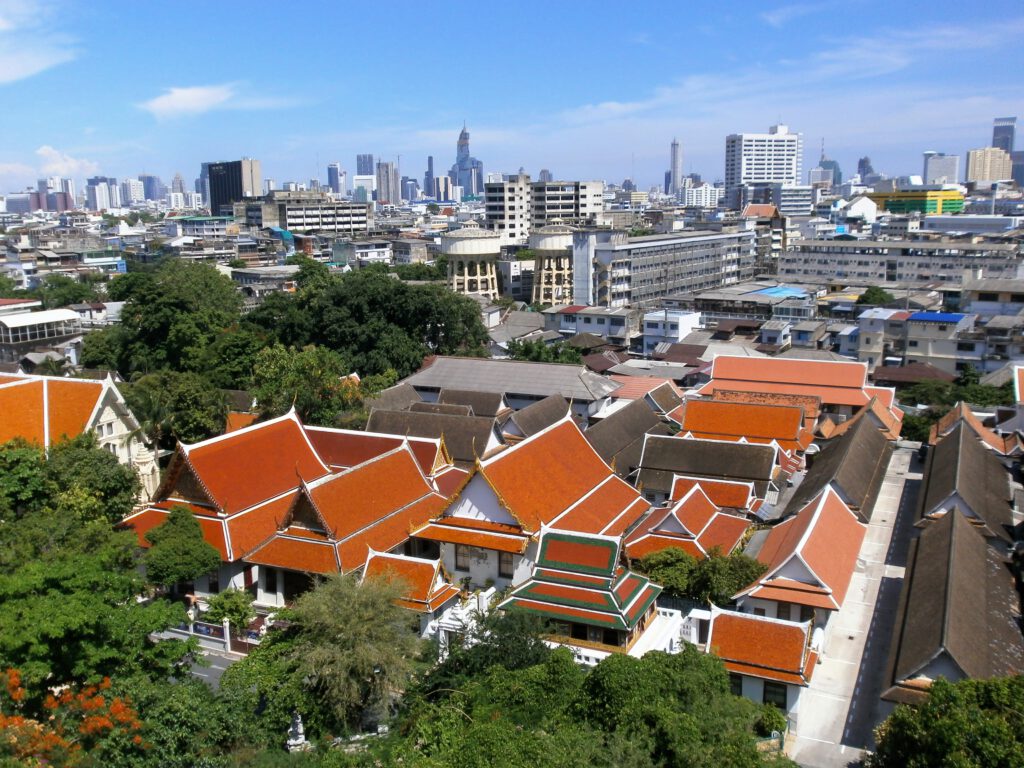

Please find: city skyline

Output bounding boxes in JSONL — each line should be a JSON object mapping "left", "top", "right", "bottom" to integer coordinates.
{"left": 0, "top": 1, "right": 1022, "bottom": 192}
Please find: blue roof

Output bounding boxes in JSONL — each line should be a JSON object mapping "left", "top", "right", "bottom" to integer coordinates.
{"left": 908, "top": 312, "right": 965, "bottom": 323}
{"left": 751, "top": 285, "right": 808, "bottom": 298}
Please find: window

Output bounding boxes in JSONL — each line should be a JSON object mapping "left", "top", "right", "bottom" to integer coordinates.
{"left": 499, "top": 551, "right": 514, "bottom": 579}
{"left": 956, "top": 342, "right": 975, "bottom": 351}
{"left": 264, "top": 567, "right": 277, "bottom": 594}
{"left": 455, "top": 544, "right": 471, "bottom": 572}
{"left": 208, "top": 570, "right": 220, "bottom": 594}
{"left": 908, "top": 340, "right": 918, "bottom": 347}
{"left": 763, "top": 681, "right": 788, "bottom": 709}
{"left": 800, "top": 604, "right": 815, "bottom": 623}
{"left": 729, "top": 673, "right": 743, "bottom": 697}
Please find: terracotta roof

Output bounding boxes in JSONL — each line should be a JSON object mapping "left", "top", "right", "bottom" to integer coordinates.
{"left": 670, "top": 475, "right": 757, "bottom": 510}
{"left": 699, "top": 357, "right": 899, "bottom": 424}
{"left": 226, "top": 491, "right": 300, "bottom": 559}
{"left": 335, "top": 493, "right": 447, "bottom": 572}
{"left": 245, "top": 531, "right": 340, "bottom": 575}
{"left": 411, "top": 520, "right": 529, "bottom": 553}
{"left": 225, "top": 412, "right": 259, "bottom": 433}
{"left": 181, "top": 412, "right": 329, "bottom": 515}
{"left": 550, "top": 475, "right": 649, "bottom": 536}
{"left": 711, "top": 389, "right": 821, "bottom": 431}
{"left": 478, "top": 418, "right": 615, "bottom": 532}
{"left": 362, "top": 551, "right": 462, "bottom": 613}
{"left": 433, "top": 466, "right": 470, "bottom": 498}
{"left": 625, "top": 486, "right": 749, "bottom": 561}
{"left": 825, "top": 395, "right": 903, "bottom": 441}
{"left": 740, "top": 204, "right": 781, "bottom": 219}
{"left": 609, "top": 375, "right": 683, "bottom": 402}
{"left": 499, "top": 528, "right": 661, "bottom": 632}
{"left": 304, "top": 425, "right": 446, "bottom": 475}
{"left": 121, "top": 506, "right": 229, "bottom": 560}
{"left": 707, "top": 607, "right": 816, "bottom": 687}
{"left": 679, "top": 399, "right": 812, "bottom": 452}
{"left": 0, "top": 375, "right": 107, "bottom": 447}
{"left": 736, "top": 486, "right": 865, "bottom": 611}
{"left": 882, "top": 510, "right": 1024, "bottom": 704}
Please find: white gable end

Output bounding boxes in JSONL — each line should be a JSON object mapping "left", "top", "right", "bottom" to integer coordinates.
{"left": 446, "top": 474, "right": 519, "bottom": 526}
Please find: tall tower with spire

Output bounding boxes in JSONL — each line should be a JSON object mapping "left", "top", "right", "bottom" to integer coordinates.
{"left": 669, "top": 138, "right": 682, "bottom": 195}
{"left": 449, "top": 124, "right": 484, "bottom": 196}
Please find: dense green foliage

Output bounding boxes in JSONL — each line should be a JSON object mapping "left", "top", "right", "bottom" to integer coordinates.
{"left": 507, "top": 338, "right": 584, "bottom": 364}
{"left": 634, "top": 547, "right": 767, "bottom": 605}
{"left": 895, "top": 366, "right": 1015, "bottom": 442}
{"left": 220, "top": 574, "right": 421, "bottom": 741}
{"left": 204, "top": 589, "right": 256, "bottom": 638}
{"left": 0, "top": 435, "right": 139, "bottom": 525}
{"left": 868, "top": 677, "right": 1024, "bottom": 768}
{"left": 856, "top": 286, "right": 896, "bottom": 306}
{"left": 143, "top": 506, "right": 222, "bottom": 587}
{"left": 121, "top": 370, "right": 228, "bottom": 450}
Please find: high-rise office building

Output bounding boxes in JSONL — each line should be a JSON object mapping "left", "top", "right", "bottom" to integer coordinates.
{"left": 138, "top": 174, "right": 165, "bottom": 202}
{"left": 538, "top": 169, "right": 553, "bottom": 183}
{"left": 433, "top": 176, "right": 453, "bottom": 201}
{"left": 327, "top": 163, "right": 343, "bottom": 194}
{"left": 423, "top": 156, "right": 435, "bottom": 199}
{"left": 375, "top": 161, "right": 400, "bottom": 205}
{"left": 449, "top": 125, "right": 484, "bottom": 196}
{"left": 121, "top": 178, "right": 145, "bottom": 204}
{"left": 669, "top": 138, "right": 682, "bottom": 195}
{"left": 966, "top": 147, "right": 1013, "bottom": 183}
{"left": 724, "top": 124, "right": 803, "bottom": 208}
{"left": 352, "top": 175, "right": 375, "bottom": 203}
{"left": 171, "top": 173, "right": 186, "bottom": 194}
{"left": 857, "top": 157, "right": 874, "bottom": 178}
{"left": 993, "top": 117, "right": 1016, "bottom": 154}
{"left": 206, "top": 158, "right": 262, "bottom": 214}
{"left": 922, "top": 151, "right": 960, "bottom": 184}
{"left": 356, "top": 154, "right": 374, "bottom": 176}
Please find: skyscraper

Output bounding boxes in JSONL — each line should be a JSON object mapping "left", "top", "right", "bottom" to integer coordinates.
{"left": 423, "top": 156, "right": 435, "bottom": 199}
{"left": 724, "top": 124, "right": 803, "bottom": 209}
{"left": 922, "top": 152, "right": 960, "bottom": 184}
{"left": 966, "top": 147, "right": 1013, "bottom": 183}
{"left": 449, "top": 125, "right": 484, "bottom": 196}
{"left": 206, "top": 158, "right": 262, "bottom": 214}
{"left": 669, "top": 138, "right": 682, "bottom": 195}
{"left": 138, "top": 174, "right": 165, "bottom": 201}
{"left": 857, "top": 157, "right": 874, "bottom": 178}
{"left": 993, "top": 117, "right": 1016, "bottom": 154}
{"left": 327, "top": 163, "right": 343, "bottom": 194}
{"left": 171, "top": 173, "right": 186, "bottom": 194}
{"left": 375, "top": 161, "right": 400, "bottom": 205}
{"left": 538, "top": 169, "right": 553, "bottom": 183}
{"left": 356, "top": 154, "right": 374, "bottom": 176}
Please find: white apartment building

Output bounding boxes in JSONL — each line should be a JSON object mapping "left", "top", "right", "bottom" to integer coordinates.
{"left": 923, "top": 152, "right": 960, "bottom": 185}
{"left": 121, "top": 178, "right": 145, "bottom": 204}
{"left": 484, "top": 174, "right": 531, "bottom": 244}
{"left": 966, "top": 147, "right": 1013, "bottom": 184}
{"left": 779, "top": 239, "right": 1021, "bottom": 284}
{"left": 573, "top": 229, "right": 756, "bottom": 308}
{"left": 485, "top": 175, "right": 605, "bottom": 244}
{"left": 237, "top": 191, "right": 372, "bottom": 234}
{"left": 725, "top": 124, "right": 803, "bottom": 209}
{"left": 683, "top": 183, "right": 721, "bottom": 208}
{"left": 642, "top": 309, "right": 703, "bottom": 354}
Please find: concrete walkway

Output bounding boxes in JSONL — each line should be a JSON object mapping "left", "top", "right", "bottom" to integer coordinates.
{"left": 788, "top": 447, "right": 919, "bottom": 768}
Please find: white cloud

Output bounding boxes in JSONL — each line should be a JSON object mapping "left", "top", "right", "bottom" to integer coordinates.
{"left": 139, "top": 84, "right": 237, "bottom": 119}
{"left": 35, "top": 145, "right": 98, "bottom": 176}
{"left": 138, "top": 83, "right": 296, "bottom": 119}
{"left": 760, "top": 3, "right": 818, "bottom": 28}
{"left": 0, "top": 0, "right": 76, "bottom": 84}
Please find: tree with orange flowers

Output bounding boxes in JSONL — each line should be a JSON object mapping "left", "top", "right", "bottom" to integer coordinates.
{"left": 0, "top": 668, "right": 148, "bottom": 766}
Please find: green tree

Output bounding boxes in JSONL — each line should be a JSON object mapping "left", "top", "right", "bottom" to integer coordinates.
{"left": 868, "top": 676, "right": 1024, "bottom": 768}
{"left": 0, "top": 440, "right": 52, "bottom": 521}
{"left": 222, "top": 573, "right": 421, "bottom": 740}
{"left": 856, "top": 286, "right": 896, "bottom": 306}
{"left": 0, "top": 524, "right": 193, "bottom": 694}
{"left": 251, "top": 344, "right": 358, "bottom": 425}
{"left": 204, "top": 588, "right": 256, "bottom": 639}
{"left": 121, "top": 371, "right": 228, "bottom": 450}
{"left": 45, "top": 433, "right": 141, "bottom": 523}
{"left": 634, "top": 547, "right": 766, "bottom": 605}
{"left": 426, "top": 203, "right": 441, "bottom": 215}
{"left": 143, "top": 506, "right": 222, "bottom": 588}
{"left": 36, "top": 273, "right": 101, "bottom": 309}
{"left": 507, "top": 338, "right": 583, "bottom": 364}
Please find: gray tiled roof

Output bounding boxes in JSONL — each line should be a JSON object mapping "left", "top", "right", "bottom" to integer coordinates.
{"left": 405, "top": 356, "right": 620, "bottom": 402}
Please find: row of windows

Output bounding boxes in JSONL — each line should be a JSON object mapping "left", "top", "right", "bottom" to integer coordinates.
{"left": 454, "top": 544, "right": 514, "bottom": 578}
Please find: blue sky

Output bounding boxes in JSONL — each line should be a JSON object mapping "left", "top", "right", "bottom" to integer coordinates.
{"left": 0, "top": 0, "right": 1022, "bottom": 193}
